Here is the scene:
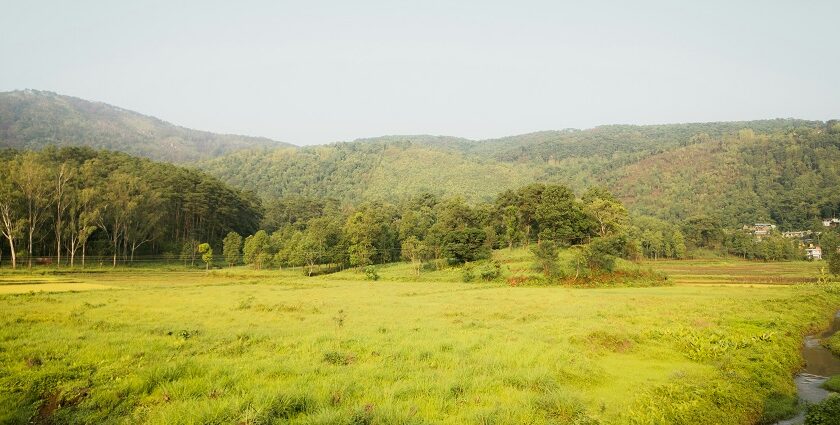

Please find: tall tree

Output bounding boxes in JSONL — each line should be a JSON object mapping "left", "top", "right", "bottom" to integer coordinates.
{"left": 53, "top": 162, "right": 74, "bottom": 267}
{"left": 0, "top": 168, "right": 22, "bottom": 269}
{"left": 11, "top": 152, "right": 53, "bottom": 267}
{"left": 223, "top": 232, "right": 242, "bottom": 267}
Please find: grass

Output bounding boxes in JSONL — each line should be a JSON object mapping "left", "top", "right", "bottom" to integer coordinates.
{"left": 0, "top": 252, "right": 839, "bottom": 424}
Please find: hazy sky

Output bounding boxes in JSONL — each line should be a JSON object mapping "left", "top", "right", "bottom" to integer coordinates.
{"left": 2, "top": 1, "right": 838, "bottom": 145}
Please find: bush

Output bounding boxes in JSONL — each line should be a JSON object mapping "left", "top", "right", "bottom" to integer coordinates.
{"left": 805, "top": 394, "right": 840, "bottom": 424}
{"left": 829, "top": 254, "right": 840, "bottom": 276}
{"left": 478, "top": 261, "right": 502, "bottom": 281}
{"left": 758, "top": 392, "right": 799, "bottom": 424}
{"left": 531, "top": 241, "right": 560, "bottom": 278}
{"left": 443, "top": 228, "right": 489, "bottom": 263}
{"left": 461, "top": 264, "right": 475, "bottom": 282}
{"left": 364, "top": 266, "right": 379, "bottom": 281}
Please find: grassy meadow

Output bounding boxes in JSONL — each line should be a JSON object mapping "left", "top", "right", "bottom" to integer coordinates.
{"left": 1, "top": 252, "right": 839, "bottom": 424}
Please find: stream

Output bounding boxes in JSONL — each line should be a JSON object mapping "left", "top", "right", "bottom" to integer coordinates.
{"left": 775, "top": 310, "right": 840, "bottom": 425}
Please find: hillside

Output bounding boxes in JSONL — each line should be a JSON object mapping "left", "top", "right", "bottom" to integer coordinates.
{"left": 199, "top": 120, "right": 840, "bottom": 230}
{"left": 1, "top": 90, "right": 837, "bottom": 230}
{"left": 0, "top": 90, "right": 292, "bottom": 162}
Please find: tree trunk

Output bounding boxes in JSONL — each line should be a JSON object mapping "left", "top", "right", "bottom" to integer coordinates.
{"left": 28, "top": 228, "right": 33, "bottom": 269}
{"left": 4, "top": 236, "right": 14, "bottom": 269}
{"left": 81, "top": 243, "right": 86, "bottom": 269}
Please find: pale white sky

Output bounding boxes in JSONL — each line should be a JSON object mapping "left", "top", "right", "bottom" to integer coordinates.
{"left": 2, "top": 0, "right": 838, "bottom": 145}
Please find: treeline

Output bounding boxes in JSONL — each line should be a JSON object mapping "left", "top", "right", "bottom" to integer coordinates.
{"left": 0, "top": 147, "right": 261, "bottom": 268}
{"left": 632, "top": 215, "right": 810, "bottom": 261}
{"left": 216, "top": 184, "right": 634, "bottom": 274}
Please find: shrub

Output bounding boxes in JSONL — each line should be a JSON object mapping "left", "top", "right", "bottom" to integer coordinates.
{"left": 364, "top": 266, "right": 379, "bottom": 281}
{"left": 461, "top": 264, "right": 475, "bottom": 282}
{"left": 805, "top": 393, "right": 840, "bottom": 424}
{"left": 531, "top": 241, "right": 560, "bottom": 278}
{"left": 758, "top": 392, "right": 799, "bottom": 424}
{"left": 829, "top": 254, "right": 840, "bottom": 276}
{"left": 478, "top": 261, "right": 502, "bottom": 281}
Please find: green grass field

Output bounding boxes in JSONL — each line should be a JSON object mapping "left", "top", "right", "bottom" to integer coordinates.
{"left": 1, "top": 252, "right": 839, "bottom": 424}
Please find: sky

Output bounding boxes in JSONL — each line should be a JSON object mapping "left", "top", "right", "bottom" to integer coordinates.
{"left": 1, "top": 1, "right": 839, "bottom": 145}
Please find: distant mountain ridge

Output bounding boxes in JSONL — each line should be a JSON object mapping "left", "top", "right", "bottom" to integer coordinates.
{"left": 2, "top": 90, "right": 838, "bottom": 230}
{"left": 0, "top": 90, "right": 293, "bottom": 162}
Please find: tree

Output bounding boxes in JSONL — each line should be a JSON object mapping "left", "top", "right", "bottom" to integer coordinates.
{"left": 584, "top": 235, "right": 626, "bottom": 273}
{"left": 11, "top": 153, "right": 54, "bottom": 268}
{"left": 443, "top": 227, "right": 488, "bottom": 263}
{"left": 502, "top": 205, "right": 521, "bottom": 249}
{"left": 401, "top": 236, "right": 425, "bottom": 276}
{"left": 180, "top": 239, "right": 199, "bottom": 266}
{"left": 198, "top": 243, "right": 213, "bottom": 270}
{"left": 536, "top": 184, "right": 588, "bottom": 244}
{"left": 53, "top": 162, "right": 74, "bottom": 267}
{"left": 223, "top": 232, "right": 242, "bottom": 267}
{"left": 0, "top": 169, "right": 22, "bottom": 269}
{"left": 531, "top": 240, "right": 559, "bottom": 278}
{"left": 66, "top": 184, "right": 99, "bottom": 268}
{"left": 243, "top": 230, "right": 269, "bottom": 269}
{"left": 583, "top": 188, "right": 629, "bottom": 238}
{"left": 829, "top": 253, "right": 840, "bottom": 276}
{"left": 672, "top": 230, "right": 687, "bottom": 259}
{"left": 345, "top": 211, "right": 377, "bottom": 268}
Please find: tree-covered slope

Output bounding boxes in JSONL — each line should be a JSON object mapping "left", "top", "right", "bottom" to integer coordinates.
{"left": 199, "top": 140, "right": 541, "bottom": 203}
{"left": 607, "top": 126, "right": 840, "bottom": 229}
{"left": 0, "top": 90, "right": 292, "bottom": 162}
{"left": 200, "top": 120, "right": 840, "bottom": 231}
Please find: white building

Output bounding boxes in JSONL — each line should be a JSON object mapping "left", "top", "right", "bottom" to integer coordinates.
{"left": 806, "top": 246, "right": 822, "bottom": 260}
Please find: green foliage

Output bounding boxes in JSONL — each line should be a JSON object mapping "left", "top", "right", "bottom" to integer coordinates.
{"left": 805, "top": 394, "right": 840, "bottom": 425}
{"left": 823, "top": 375, "right": 840, "bottom": 393}
{"left": 531, "top": 241, "right": 560, "bottom": 278}
{"left": 243, "top": 230, "right": 270, "bottom": 270}
{"left": 461, "top": 263, "right": 475, "bottom": 282}
{"left": 443, "top": 228, "right": 488, "bottom": 264}
{"left": 197, "top": 243, "right": 213, "bottom": 270}
{"left": 363, "top": 266, "right": 379, "bottom": 281}
{"left": 222, "top": 232, "right": 242, "bottom": 267}
{"left": 758, "top": 392, "right": 799, "bottom": 425}
{"left": 830, "top": 255, "right": 840, "bottom": 276}
{"left": 477, "top": 260, "right": 502, "bottom": 281}
{"left": 0, "top": 90, "right": 290, "bottom": 162}
{"left": 0, "top": 260, "right": 836, "bottom": 423}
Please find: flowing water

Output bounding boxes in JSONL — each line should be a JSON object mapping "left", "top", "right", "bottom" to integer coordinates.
{"left": 774, "top": 310, "right": 840, "bottom": 425}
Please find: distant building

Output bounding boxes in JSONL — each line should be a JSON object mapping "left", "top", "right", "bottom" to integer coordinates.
{"left": 824, "top": 218, "right": 840, "bottom": 227}
{"left": 806, "top": 246, "right": 822, "bottom": 260}
{"left": 743, "top": 223, "right": 776, "bottom": 239}
{"left": 782, "top": 231, "right": 809, "bottom": 238}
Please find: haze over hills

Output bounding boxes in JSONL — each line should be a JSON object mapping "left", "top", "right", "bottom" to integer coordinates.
{"left": 0, "top": 90, "right": 292, "bottom": 162}
{"left": 1, "top": 90, "right": 838, "bottom": 230}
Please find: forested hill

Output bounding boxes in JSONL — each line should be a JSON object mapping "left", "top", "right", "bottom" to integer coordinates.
{"left": 199, "top": 120, "right": 840, "bottom": 230}
{"left": 0, "top": 90, "right": 292, "bottom": 162}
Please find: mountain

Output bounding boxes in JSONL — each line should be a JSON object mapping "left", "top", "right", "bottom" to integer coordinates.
{"left": 2, "top": 90, "right": 837, "bottom": 230}
{"left": 0, "top": 90, "right": 293, "bottom": 162}
{"left": 199, "top": 119, "right": 840, "bottom": 230}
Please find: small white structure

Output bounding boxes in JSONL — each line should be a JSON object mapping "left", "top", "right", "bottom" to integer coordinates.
{"left": 806, "top": 246, "right": 822, "bottom": 260}
{"left": 823, "top": 218, "right": 840, "bottom": 228}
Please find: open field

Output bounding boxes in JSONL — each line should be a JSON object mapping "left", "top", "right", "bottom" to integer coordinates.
{"left": 1, "top": 255, "right": 839, "bottom": 424}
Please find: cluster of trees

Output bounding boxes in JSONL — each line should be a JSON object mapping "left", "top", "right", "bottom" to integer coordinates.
{"left": 215, "top": 184, "right": 632, "bottom": 275}
{"left": 0, "top": 147, "right": 261, "bottom": 268}
{"left": 723, "top": 232, "right": 804, "bottom": 261}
